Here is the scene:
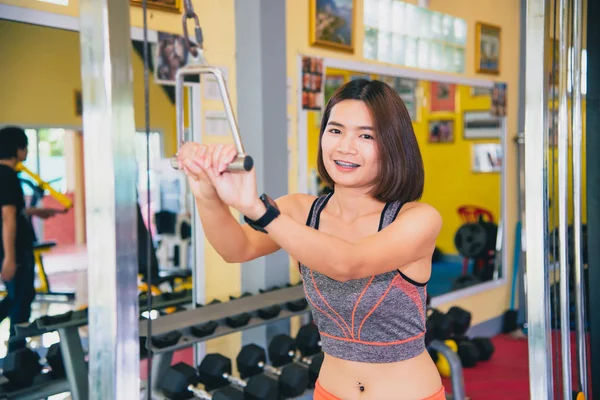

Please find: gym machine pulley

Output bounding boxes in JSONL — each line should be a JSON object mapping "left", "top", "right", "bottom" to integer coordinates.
{"left": 169, "top": 0, "right": 253, "bottom": 173}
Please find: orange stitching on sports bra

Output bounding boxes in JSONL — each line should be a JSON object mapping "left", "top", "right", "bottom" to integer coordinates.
{"left": 350, "top": 275, "right": 374, "bottom": 339}
{"left": 304, "top": 280, "right": 351, "bottom": 338}
{"left": 319, "top": 330, "right": 426, "bottom": 346}
{"left": 310, "top": 269, "right": 352, "bottom": 337}
{"left": 357, "top": 275, "right": 398, "bottom": 340}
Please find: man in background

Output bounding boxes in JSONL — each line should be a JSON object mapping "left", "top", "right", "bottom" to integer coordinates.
{"left": 0, "top": 126, "right": 62, "bottom": 352}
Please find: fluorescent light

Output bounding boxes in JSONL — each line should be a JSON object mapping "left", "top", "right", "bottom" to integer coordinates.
{"left": 37, "top": 0, "right": 69, "bottom": 6}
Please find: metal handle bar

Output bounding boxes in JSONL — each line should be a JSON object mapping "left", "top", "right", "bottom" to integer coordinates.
{"left": 170, "top": 65, "right": 253, "bottom": 172}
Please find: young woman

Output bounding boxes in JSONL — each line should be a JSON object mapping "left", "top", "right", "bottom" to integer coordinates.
{"left": 177, "top": 79, "right": 444, "bottom": 400}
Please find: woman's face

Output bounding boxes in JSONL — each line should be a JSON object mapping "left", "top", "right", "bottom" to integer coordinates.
{"left": 320, "top": 100, "right": 380, "bottom": 190}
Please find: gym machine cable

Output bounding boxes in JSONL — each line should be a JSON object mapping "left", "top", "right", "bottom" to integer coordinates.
{"left": 139, "top": 0, "right": 256, "bottom": 393}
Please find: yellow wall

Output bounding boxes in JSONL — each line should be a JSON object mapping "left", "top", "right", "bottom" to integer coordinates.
{"left": 306, "top": 68, "right": 501, "bottom": 254}
{"left": 287, "top": 0, "right": 521, "bottom": 325}
{"left": 0, "top": 20, "right": 175, "bottom": 145}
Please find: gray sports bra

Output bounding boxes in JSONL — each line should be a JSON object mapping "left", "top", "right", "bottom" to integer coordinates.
{"left": 299, "top": 193, "right": 428, "bottom": 363}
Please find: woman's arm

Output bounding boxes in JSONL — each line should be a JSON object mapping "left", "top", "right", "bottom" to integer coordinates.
{"left": 179, "top": 142, "right": 315, "bottom": 264}
{"left": 180, "top": 141, "right": 440, "bottom": 274}
{"left": 194, "top": 193, "right": 308, "bottom": 263}
{"left": 244, "top": 201, "right": 441, "bottom": 281}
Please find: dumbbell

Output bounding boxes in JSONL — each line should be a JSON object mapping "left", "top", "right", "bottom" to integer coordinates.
{"left": 236, "top": 344, "right": 309, "bottom": 398}
{"left": 160, "top": 358, "right": 278, "bottom": 400}
{"left": 269, "top": 324, "right": 323, "bottom": 386}
{"left": 470, "top": 337, "right": 495, "bottom": 361}
{"left": 446, "top": 306, "right": 472, "bottom": 336}
{"left": 1, "top": 343, "right": 65, "bottom": 389}
{"left": 198, "top": 354, "right": 279, "bottom": 400}
{"left": 445, "top": 336, "right": 481, "bottom": 368}
{"left": 426, "top": 306, "right": 472, "bottom": 341}
{"left": 45, "top": 343, "right": 66, "bottom": 378}
{"left": 2, "top": 348, "right": 42, "bottom": 389}
{"left": 426, "top": 309, "right": 453, "bottom": 341}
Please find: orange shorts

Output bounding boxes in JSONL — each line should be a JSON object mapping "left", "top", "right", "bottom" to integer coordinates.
{"left": 313, "top": 380, "right": 446, "bottom": 400}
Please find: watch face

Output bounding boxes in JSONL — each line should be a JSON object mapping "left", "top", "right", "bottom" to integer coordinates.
{"left": 262, "top": 194, "right": 278, "bottom": 209}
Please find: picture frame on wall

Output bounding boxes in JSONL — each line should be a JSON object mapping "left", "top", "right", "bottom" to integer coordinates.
{"left": 472, "top": 143, "right": 503, "bottom": 173}
{"left": 130, "top": 0, "right": 181, "bottom": 13}
{"left": 430, "top": 82, "right": 456, "bottom": 112}
{"left": 428, "top": 119, "right": 454, "bottom": 143}
{"left": 310, "top": 0, "right": 356, "bottom": 53}
{"left": 475, "top": 22, "right": 501, "bottom": 74}
{"left": 463, "top": 111, "right": 501, "bottom": 139}
{"left": 301, "top": 56, "right": 324, "bottom": 111}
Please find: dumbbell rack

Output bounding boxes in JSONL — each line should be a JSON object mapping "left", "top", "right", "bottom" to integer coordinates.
{"left": 139, "top": 285, "right": 312, "bottom": 394}
{"left": 10, "top": 309, "right": 88, "bottom": 400}
{"left": 8, "top": 290, "right": 195, "bottom": 400}
{"left": 10, "top": 285, "right": 467, "bottom": 400}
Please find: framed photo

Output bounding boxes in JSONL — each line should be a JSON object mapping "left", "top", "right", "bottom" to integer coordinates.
{"left": 472, "top": 143, "right": 503, "bottom": 173}
{"left": 475, "top": 22, "right": 501, "bottom": 74}
{"left": 428, "top": 119, "right": 454, "bottom": 143}
{"left": 463, "top": 111, "right": 501, "bottom": 139}
{"left": 430, "top": 82, "right": 456, "bottom": 112}
{"left": 130, "top": 0, "right": 181, "bottom": 13}
{"left": 310, "top": 0, "right": 356, "bottom": 52}
{"left": 301, "top": 56, "right": 324, "bottom": 111}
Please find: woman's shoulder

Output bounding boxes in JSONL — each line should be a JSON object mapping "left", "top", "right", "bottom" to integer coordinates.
{"left": 396, "top": 201, "right": 442, "bottom": 226}
{"left": 275, "top": 193, "right": 320, "bottom": 223}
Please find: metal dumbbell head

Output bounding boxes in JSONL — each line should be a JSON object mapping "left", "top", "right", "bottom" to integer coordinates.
{"left": 46, "top": 343, "right": 66, "bottom": 378}
{"left": 243, "top": 374, "right": 279, "bottom": 400}
{"left": 447, "top": 307, "right": 472, "bottom": 336}
{"left": 471, "top": 337, "right": 495, "bottom": 361}
{"left": 198, "top": 354, "right": 237, "bottom": 391}
{"left": 236, "top": 344, "right": 267, "bottom": 379}
{"left": 211, "top": 386, "right": 244, "bottom": 400}
{"left": 296, "top": 323, "right": 322, "bottom": 357}
{"left": 427, "top": 309, "right": 454, "bottom": 340}
{"left": 159, "top": 362, "right": 199, "bottom": 399}
{"left": 268, "top": 335, "right": 296, "bottom": 367}
{"left": 237, "top": 342, "right": 309, "bottom": 399}
{"left": 277, "top": 363, "right": 310, "bottom": 398}
{"left": 3, "top": 348, "right": 42, "bottom": 388}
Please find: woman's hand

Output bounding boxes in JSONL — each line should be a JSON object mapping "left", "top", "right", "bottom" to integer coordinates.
{"left": 177, "top": 142, "right": 220, "bottom": 203}
{"left": 178, "top": 143, "right": 261, "bottom": 215}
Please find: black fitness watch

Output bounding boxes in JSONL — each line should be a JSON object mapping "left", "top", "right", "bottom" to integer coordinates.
{"left": 243, "top": 194, "right": 280, "bottom": 233}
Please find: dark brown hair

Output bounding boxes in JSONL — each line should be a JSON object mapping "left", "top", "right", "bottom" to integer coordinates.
{"left": 316, "top": 79, "right": 424, "bottom": 203}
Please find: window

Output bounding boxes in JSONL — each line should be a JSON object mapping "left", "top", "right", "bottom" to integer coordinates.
{"left": 363, "top": 0, "right": 467, "bottom": 74}
{"left": 21, "top": 128, "right": 67, "bottom": 197}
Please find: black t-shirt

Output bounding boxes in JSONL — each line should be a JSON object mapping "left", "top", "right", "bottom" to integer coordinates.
{"left": 0, "top": 164, "right": 34, "bottom": 260}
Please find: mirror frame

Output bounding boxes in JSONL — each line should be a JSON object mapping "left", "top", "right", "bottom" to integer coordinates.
{"left": 295, "top": 54, "right": 509, "bottom": 306}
